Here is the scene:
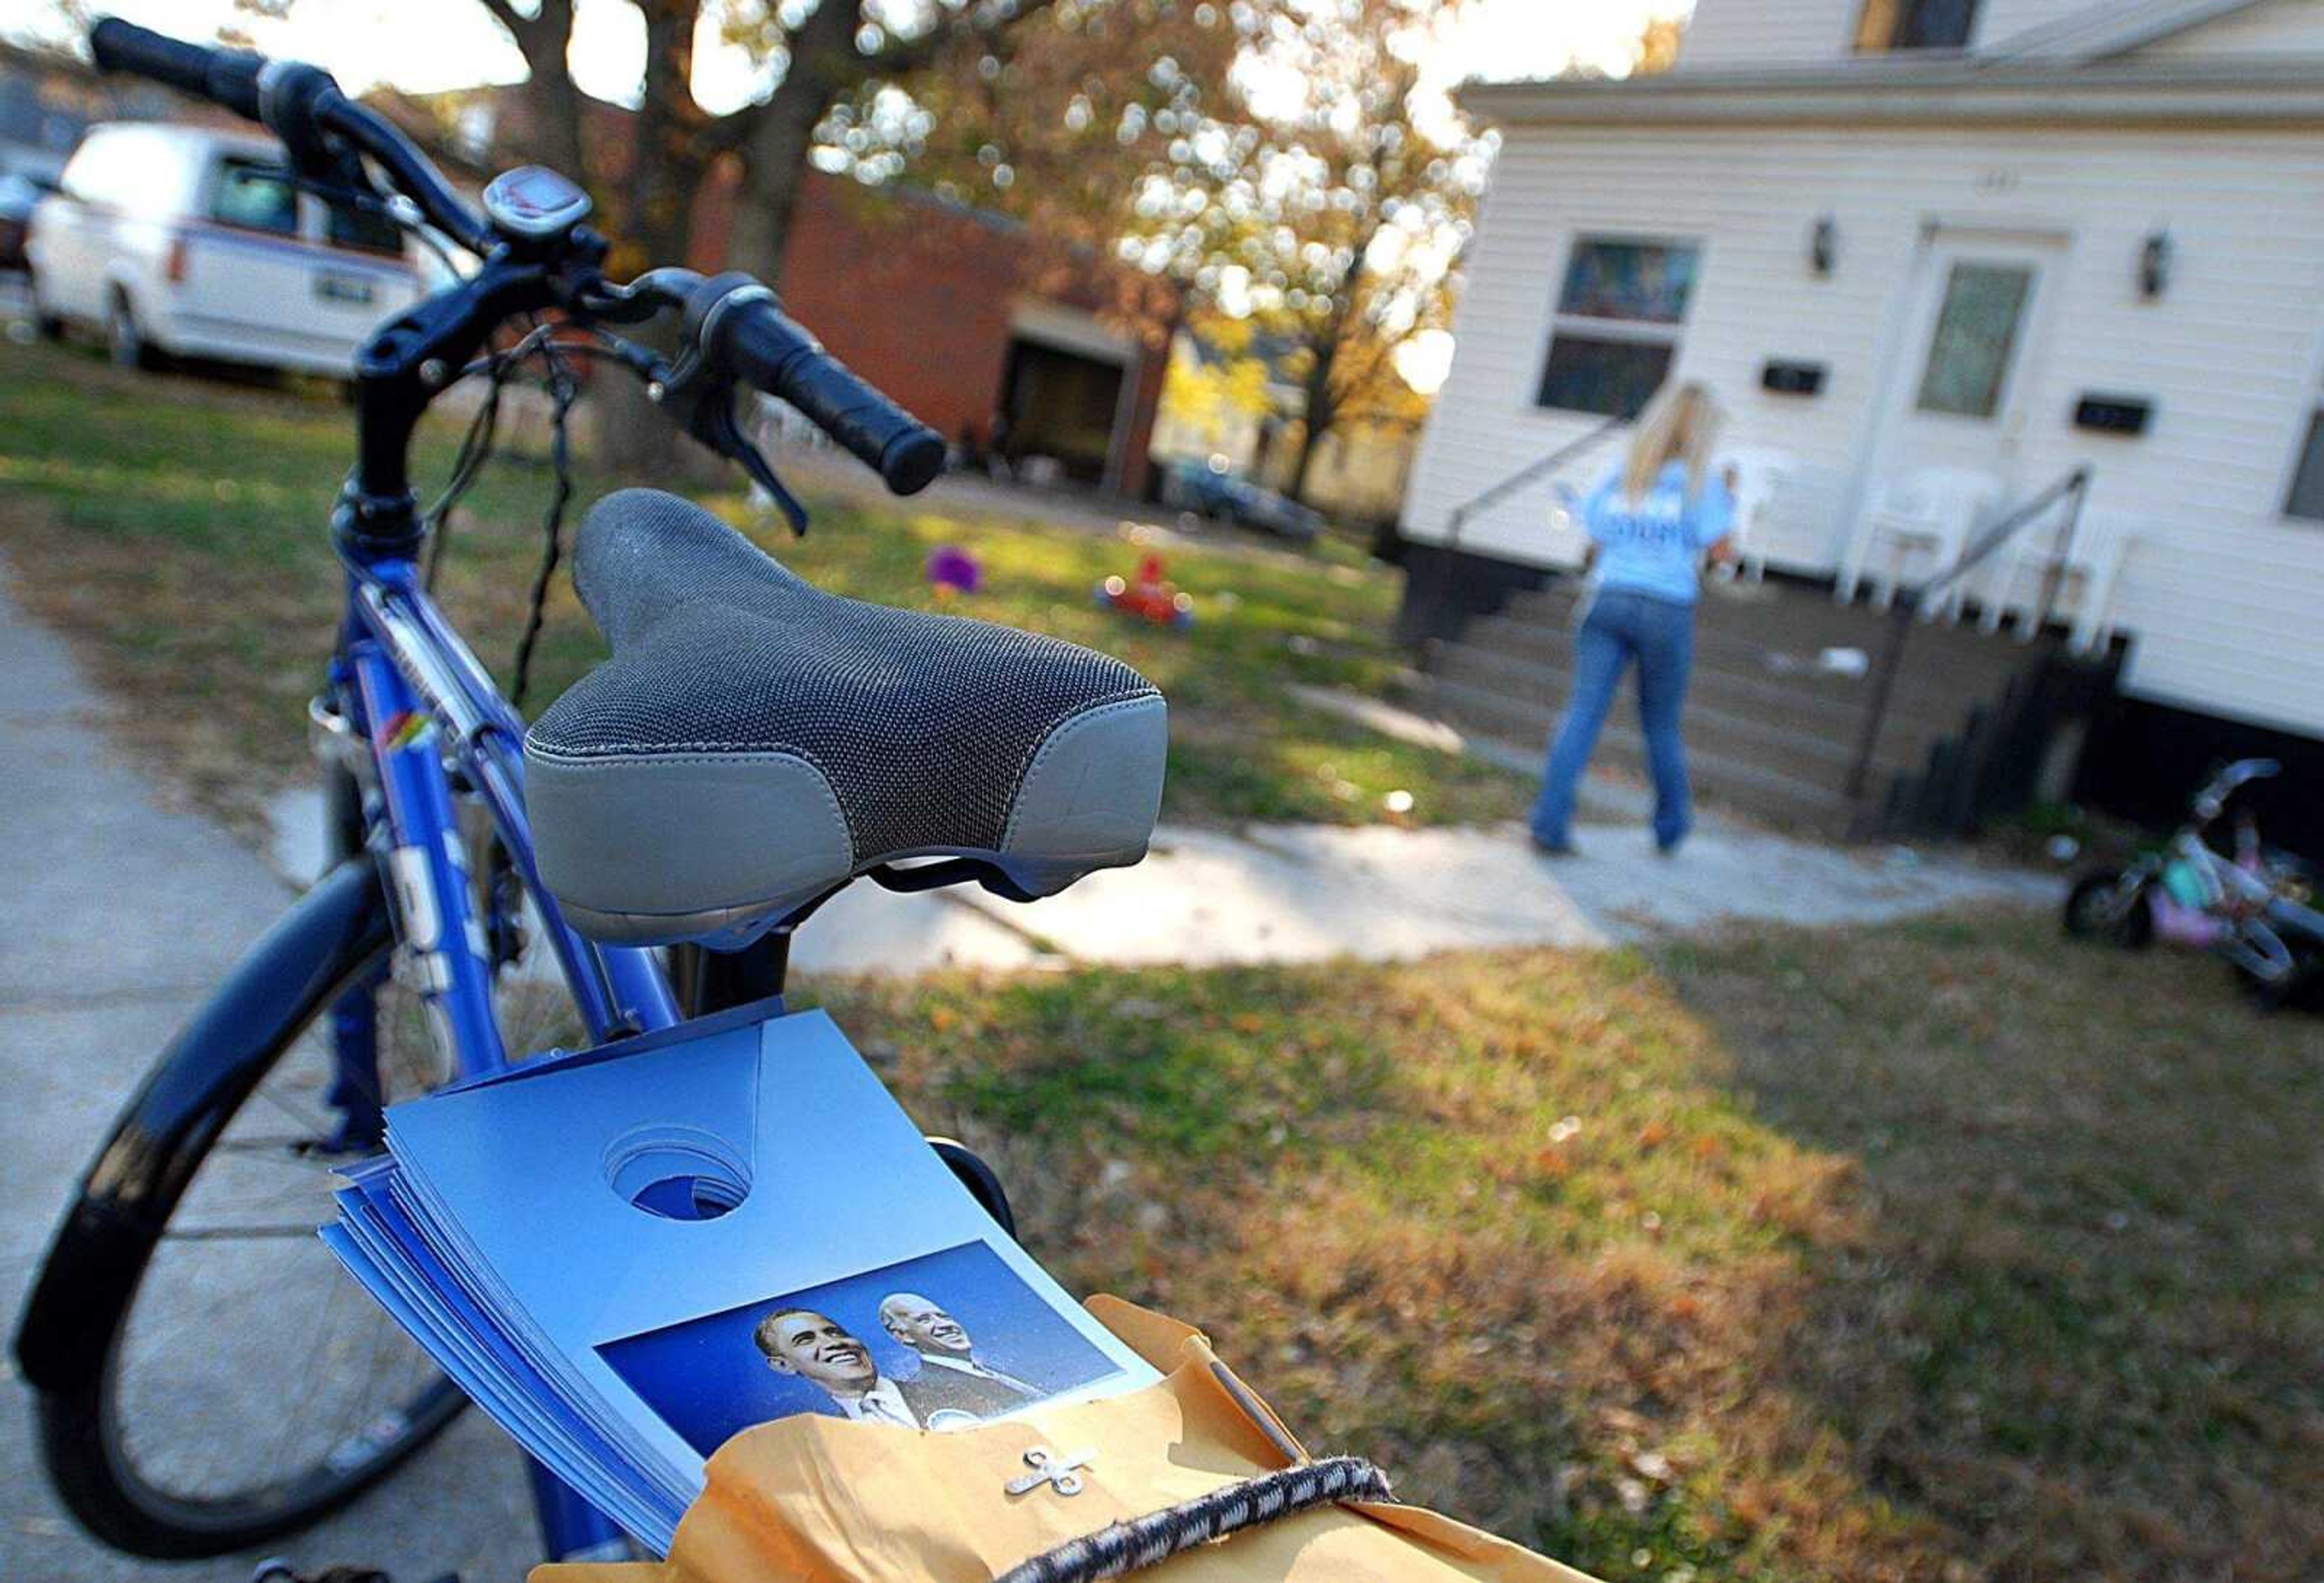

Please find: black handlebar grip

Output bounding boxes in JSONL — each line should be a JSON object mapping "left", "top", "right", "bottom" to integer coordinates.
{"left": 692, "top": 277, "right": 945, "bottom": 496}
{"left": 90, "top": 19, "right": 264, "bottom": 121}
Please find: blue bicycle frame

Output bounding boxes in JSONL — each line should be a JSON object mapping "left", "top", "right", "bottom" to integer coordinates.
{"left": 332, "top": 554, "right": 686, "bottom": 1561}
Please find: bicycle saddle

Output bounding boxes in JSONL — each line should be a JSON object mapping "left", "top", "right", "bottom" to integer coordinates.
{"left": 525, "top": 489, "right": 1166, "bottom": 945}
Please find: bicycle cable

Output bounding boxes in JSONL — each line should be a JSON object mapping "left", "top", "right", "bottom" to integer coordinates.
{"left": 508, "top": 327, "right": 581, "bottom": 713}
{"left": 420, "top": 355, "right": 507, "bottom": 589}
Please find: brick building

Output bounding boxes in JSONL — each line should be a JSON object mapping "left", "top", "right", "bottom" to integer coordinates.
{"left": 693, "top": 162, "right": 1170, "bottom": 498}
{"left": 404, "top": 87, "right": 1173, "bottom": 499}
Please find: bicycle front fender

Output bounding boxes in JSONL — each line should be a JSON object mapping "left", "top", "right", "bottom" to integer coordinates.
{"left": 13, "top": 854, "right": 393, "bottom": 1394}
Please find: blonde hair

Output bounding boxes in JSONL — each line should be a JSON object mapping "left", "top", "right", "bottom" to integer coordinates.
{"left": 1623, "top": 380, "right": 1722, "bottom": 504}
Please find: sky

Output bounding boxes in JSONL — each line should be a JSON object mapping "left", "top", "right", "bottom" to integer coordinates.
{"left": 4, "top": 0, "right": 1695, "bottom": 109}
{"left": 4, "top": 0, "right": 1693, "bottom": 395}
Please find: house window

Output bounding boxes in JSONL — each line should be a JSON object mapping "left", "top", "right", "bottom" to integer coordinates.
{"left": 1915, "top": 261, "right": 2032, "bottom": 418}
{"left": 1855, "top": 0, "right": 1980, "bottom": 50}
{"left": 1535, "top": 237, "right": 1700, "bottom": 418}
{"left": 2286, "top": 410, "right": 2324, "bottom": 521}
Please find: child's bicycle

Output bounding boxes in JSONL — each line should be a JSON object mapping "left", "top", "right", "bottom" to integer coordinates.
{"left": 2062, "top": 758, "right": 2323, "bottom": 1011}
{"left": 13, "top": 20, "right": 1165, "bottom": 1566}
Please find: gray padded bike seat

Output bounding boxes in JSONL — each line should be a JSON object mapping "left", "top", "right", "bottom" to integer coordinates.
{"left": 525, "top": 489, "right": 1166, "bottom": 945}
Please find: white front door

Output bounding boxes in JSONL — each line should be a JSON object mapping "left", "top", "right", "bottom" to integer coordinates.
{"left": 1874, "top": 229, "right": 2065, "bottom": 496}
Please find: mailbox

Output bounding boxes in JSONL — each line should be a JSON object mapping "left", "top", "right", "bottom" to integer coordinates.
{"left": 1761, "top": 359, "right": 1827, "bottom": 396}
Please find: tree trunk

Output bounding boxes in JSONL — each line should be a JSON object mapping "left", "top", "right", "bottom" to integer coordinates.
{"left": 727, "top": 0, "right": 864, "bottom": 285}
{"left": 624, "top": 0, "right": 704, "bottom": 270}
{"left": 597, "top": 1, "right": 712, "bottom": 476}
{"left": 1287, "top": 244, "right": 1371, "bottom": 506}
{"left": 488, "top": 0, "right": 586, "bottom": 182}
{"left": 1286, "top": 330, "right": 1339, "bottom": 506}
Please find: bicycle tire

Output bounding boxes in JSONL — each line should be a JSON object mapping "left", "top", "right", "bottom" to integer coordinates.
{"left": 23, "top": 850, "right": 577, "bottom": 1558}
{"left": 2063, "top": 869, "right": 2153, "bottom": 949}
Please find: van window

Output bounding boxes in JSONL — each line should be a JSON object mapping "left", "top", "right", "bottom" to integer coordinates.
{"left": 324, "top": 200, "right": 405, "bottom": 257}
{"left": 211, "top": 157, "right": 298, "bottom": 235}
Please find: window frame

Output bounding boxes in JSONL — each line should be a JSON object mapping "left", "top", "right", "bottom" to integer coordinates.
{"left": 1853, "top": 0, "right": 1982, "bottom": 53}
{"left": 1532, "top": 232, "right": 1704, "bottom": 421}
{"left": 1911, "top": 258, "right": 2036, "bottom": 422}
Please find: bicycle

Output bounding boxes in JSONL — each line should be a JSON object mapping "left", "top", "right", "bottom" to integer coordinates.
{"left": 2062, "top": 757, "right": 2323, "bottom": 1010}
{"left": 14, "top": 19, "right": 1167, "bottom": 1566}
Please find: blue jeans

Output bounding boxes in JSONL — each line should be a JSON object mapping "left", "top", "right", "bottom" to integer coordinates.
{"left": 1529, "top": 589, "right": 1696, "bottom": 850}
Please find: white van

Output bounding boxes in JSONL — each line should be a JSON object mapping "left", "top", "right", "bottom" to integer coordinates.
{"left": 27, "top": 122, "right": 425, "bottom": 376}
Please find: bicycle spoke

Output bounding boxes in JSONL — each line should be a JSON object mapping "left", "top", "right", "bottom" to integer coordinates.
{"left": 212, "top": 1135, "right": 333, "bottom": 1156}
{"left": 248, "top": 1072, "right": 336, "bottom": 1138}
{"left": 91, "top": 936, "right": 567, "bottom": 1531}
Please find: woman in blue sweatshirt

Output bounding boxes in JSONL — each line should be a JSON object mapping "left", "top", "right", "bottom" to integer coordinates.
{"left": 1531, "top": 380, "right": 1735, "bottom": 857}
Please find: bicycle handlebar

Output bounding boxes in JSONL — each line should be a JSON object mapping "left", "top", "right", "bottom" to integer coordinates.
{"left": 90, "top": 18, "right": 263, "bottom": 116}
{"left": 684, "top": 275, "right": 945, "bottom": 496}
{"left": 87, "top": 17, "right": 944, "bottom": 503}
{"left": 93, "top": 18, "right": 495, "bottom": 254}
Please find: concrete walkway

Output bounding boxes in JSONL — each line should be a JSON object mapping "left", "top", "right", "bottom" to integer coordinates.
{"left": 0, "top": 561, "right": 542, "bottom": 1583}
{"left": 953, "top": 819, "right": 2055, "bottom": 966}
{"left": 271, "top": 786, "right": 2056, "bottom": 976}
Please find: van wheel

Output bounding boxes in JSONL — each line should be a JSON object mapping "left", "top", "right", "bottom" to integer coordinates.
{"left": 107, "top": 292, "right": 156, "bottom": 371}
{"left": 24, "top": 268, "right": 65, "bottom": 341}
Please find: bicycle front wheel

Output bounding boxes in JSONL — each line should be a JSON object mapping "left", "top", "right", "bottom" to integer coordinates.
{"left": 28, "top": 868, "right": 582, "bottom": 1558}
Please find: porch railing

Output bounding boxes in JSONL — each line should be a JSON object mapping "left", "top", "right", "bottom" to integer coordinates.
{"left": 1843, "top": 464, "right": 2093, "bottom": 800}
{"left": 1443, "top": 416, "right": 1626, "bottom": 554}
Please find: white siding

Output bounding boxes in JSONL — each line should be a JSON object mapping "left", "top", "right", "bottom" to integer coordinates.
{"left": 1677, "top": 0, "right": 1858, "bottom": 66}
{"left": 2138, "top": 0, "right": 2324, "bottom": 56}
{"left": 1975, "top": 0, "right": 2113, "bottom": 47}
{"left": 1405, "top": 122, "right": 2324, "bottom": 736}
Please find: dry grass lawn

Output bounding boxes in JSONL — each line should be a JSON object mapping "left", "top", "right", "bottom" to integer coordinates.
{"left": 0, "top": 344, "right": 1525, "bottom": 836}
{"left": 805, "top": 913, "right": 2323, "bottom": 1582}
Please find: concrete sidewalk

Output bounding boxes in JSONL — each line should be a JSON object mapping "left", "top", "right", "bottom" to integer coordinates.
{"left": 0, "top": 562, "right": 542, "bottom": 1583}
{"left": 269, "top": 793, "right": 2058, "bottom": 976}
{"left": 953, "top": 818, "right": 2055, "bottom": 966}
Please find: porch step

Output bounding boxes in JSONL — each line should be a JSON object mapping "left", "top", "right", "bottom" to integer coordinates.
{"left": 1479, "top": 591, "right": 2036, "bottom": 703}
{"left": 1418, "top": 674, "right": 1859, "bottom": 833}
{"left": 1412, "top": 571, "right": 2071, "bottom": 836}
{"left": 1422, "top": 667, "right": 1874, "bottom": 796}
{"left": 1426, "top": 637, "right": 1963, "bottom": 775}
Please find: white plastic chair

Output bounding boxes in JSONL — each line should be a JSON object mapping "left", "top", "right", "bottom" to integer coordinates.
{"left": 1966, "top": 489, "right": 2076, "bottom": 637}
{"left": 2061, "top": 507, "right": 2140, "bottom": 654}
{"left": 1966, "top": 502, "right": 2142, "bottom": 646}
{"left": 1839, "top": 467, "right": 2003, "bottom": 618}
{"left": 1713, "top": 446, "right": 1796, "bottom": 583}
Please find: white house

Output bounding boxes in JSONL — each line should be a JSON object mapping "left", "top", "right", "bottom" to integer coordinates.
{"left": 1401, "top": 0, "right": 2324, "bottom": 774}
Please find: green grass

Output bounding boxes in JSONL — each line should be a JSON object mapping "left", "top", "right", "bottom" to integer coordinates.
{"left": 803, "top": 914, "right": 2324, "bottom": 1583}
{"left": 0, "top": 343, "right": 1525, "bottom": 831}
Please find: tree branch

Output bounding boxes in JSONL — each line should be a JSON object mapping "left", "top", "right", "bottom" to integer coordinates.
{"left": 862, "top": 0, "right": 1063, "bottom": 79}
{"left": 478, "top": 0, "right": 548, "bottom": 54}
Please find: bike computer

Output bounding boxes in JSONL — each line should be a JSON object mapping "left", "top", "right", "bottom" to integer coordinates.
{"left": 482, "top": 165, "right": 592, "bottom": 241}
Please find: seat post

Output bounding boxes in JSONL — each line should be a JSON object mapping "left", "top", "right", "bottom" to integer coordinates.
{"left": 675, "top": 931, "right": 792, "bottom": 1016}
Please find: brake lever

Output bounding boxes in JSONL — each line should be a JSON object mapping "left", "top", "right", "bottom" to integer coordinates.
{"left": 652, "top": 361, "right": 810, "bottom": 536}
{"left": 581, "top": 267, "right": 812, "bottom": 534}
{"left": 701, "top": 389, "right": 812, "bottom": 537}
